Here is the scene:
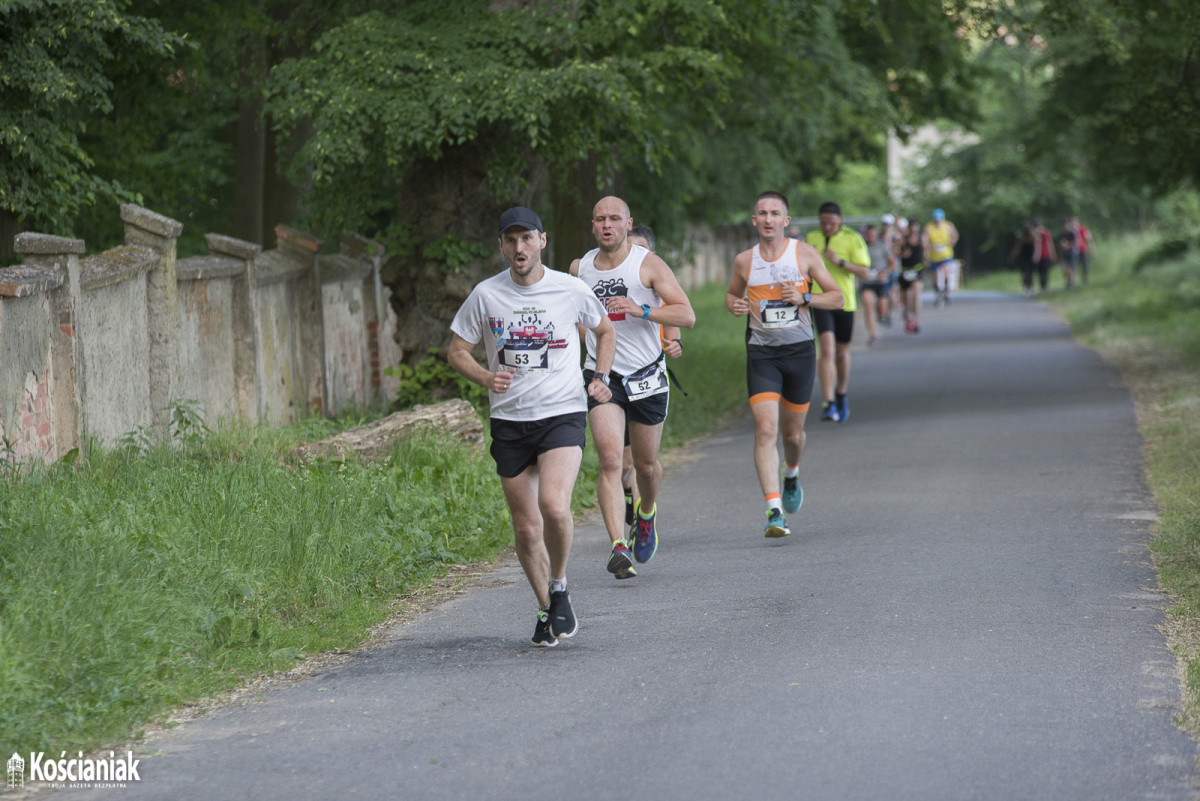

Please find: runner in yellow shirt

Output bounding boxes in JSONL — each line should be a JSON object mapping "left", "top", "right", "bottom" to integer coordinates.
{"left": 803, "top": 202, "right": 870, "bottom": 423}
{"left": 922, "top": 208, "right": 959, "bottom": 308}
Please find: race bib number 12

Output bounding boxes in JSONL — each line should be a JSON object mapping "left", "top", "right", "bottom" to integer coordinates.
{"left": 760, "top": 299, "right": 800, "bottom": 329}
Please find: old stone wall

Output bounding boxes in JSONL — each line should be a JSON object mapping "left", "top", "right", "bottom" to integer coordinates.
{"left": 0, "top": 205, "right": 400, "bottom": 465}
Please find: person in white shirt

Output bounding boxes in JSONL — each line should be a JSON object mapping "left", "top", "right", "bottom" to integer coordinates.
{"left": 570, "top": 197, "right": 695, "bottom": 579}
{"left": 449, "top": 206, "right": 615, "bottom": 647}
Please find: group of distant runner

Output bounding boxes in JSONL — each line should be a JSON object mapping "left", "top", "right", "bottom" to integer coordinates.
{"left": 1007, "top": 217, "right": 1095, "bottom": 295}
{"left": 447, "top": 193, "right": 968, "bottom": 647}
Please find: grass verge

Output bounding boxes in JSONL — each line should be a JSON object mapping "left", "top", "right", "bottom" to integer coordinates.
{"left": 971, "top": 236, "right": 1200, "bottom": 735}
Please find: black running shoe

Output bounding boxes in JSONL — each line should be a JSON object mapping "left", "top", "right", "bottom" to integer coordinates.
{"left": 531, "top": 610, "right": 557, "bottom": 647}
{"left": 547, "top": 589, "right": 578, "bottom": 639}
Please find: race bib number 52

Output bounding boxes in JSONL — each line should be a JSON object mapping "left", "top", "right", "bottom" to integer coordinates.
{"left": 622, "top": 359, "right": 669, "bottom": 401}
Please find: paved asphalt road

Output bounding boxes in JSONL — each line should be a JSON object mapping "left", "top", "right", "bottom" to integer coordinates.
{"left": 54, "top": 290, "right": 1198, "bottom": 801}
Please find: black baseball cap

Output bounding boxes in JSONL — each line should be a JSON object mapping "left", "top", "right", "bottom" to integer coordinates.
{"left": 498, "top": 207, "right": 543, "bottom": 235}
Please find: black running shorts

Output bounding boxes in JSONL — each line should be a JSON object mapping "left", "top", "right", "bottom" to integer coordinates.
{"left": 489, "top": 412, "right": 587, "bottom": 478}
{"left": 746, "top": 340, "right": 815, "bottom": 412}
{"left": 583, "top": 369, "right": 669, "bottom": 427}
{"left": 813, "top": 308, "right": 854, "bottom": 344}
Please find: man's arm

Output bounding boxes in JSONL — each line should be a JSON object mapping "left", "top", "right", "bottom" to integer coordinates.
{"left": 606, "top": 254, "right": 695, "bottom": 329}
{"left": 661, "top": 325, "right": 683, "bottom": 358}
{"left": 801, "top": 244, "right": 845, "bottom": 310}
{"left": 448, "top": 333, "right": 511, "bottom": 393}
{"left": 587, "top": 317, "right": 615, "bottom": 402}
{"left": 726, "top": 250, "right": 752, "bottom": 317}
{"left": 834, "top": 238, "right": 871, "bottom": 280}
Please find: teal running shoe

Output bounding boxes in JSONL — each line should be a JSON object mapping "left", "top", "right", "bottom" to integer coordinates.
{"left": 764, "top": 509, "right": 790, "bottom": 538}
{"left": 782, "top": 476, "right": 803, "bottom": 514}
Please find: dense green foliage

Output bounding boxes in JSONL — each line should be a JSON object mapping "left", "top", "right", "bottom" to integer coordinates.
{"left": 0, "top": 0, "right": 185, "bottom": 235}
{"left": 265, "top": 0, "right": 977, "bottom": 241}
{"left": 4, "top": 0, "right": 1196, "bottom": 265}
{"left": 895, "top": 0, "right": 1200, "bottom": 269}
{"left": 1036, "top": 0, "right": 1200, "bottom": 192}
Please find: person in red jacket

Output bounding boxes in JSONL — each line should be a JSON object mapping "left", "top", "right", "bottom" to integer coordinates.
{"left": 1032, "top": 219, "right": 1055, "bottom": 292}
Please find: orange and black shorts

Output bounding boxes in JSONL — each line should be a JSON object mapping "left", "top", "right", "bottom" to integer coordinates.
{"left": 746, "top": 341, "right": 815, "bottom": 413}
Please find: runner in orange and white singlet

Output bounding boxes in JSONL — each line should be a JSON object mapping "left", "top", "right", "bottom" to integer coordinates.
{"left": 726, "top": 191, "right": 843, "bottom": 538}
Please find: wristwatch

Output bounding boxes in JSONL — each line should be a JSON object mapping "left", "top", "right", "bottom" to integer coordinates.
{"left": 802, "top": 293, "right": 812, "bottom": 306}
{"left": 641, "top": 304, "right": 652, "bottom": 319}
{"left": 594, "top": 373, "right": 611, "bottom": 387}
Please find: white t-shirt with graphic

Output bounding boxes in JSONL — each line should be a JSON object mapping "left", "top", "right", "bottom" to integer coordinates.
{"left": 451, "top": 267, "right": 607, "bottom": 422}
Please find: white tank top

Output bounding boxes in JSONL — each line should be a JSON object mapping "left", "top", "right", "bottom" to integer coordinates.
{"left": 744, "top": 239, "right": 813, "bottom": 348}
{"left": 577, "top": 244, "right": 664, "bottom": 376}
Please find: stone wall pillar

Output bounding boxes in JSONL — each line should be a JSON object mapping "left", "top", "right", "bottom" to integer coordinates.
{"left": 10, "top": 233, "right": 86, "bottom": 459}
{"left": 205, "top": 233, "right": 262, "bottom": 422}
{"left": 275, "top": 225, "right": 325, "bottom": 416}
{"left": 121, "top": 204, "right": 184, "bottom": 441}
{"left": 340, "top": 232, "right": 393, "bottom": 407}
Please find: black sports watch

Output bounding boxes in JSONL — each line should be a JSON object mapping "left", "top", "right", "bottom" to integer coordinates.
{"left": 802, "top": 293, "right": 812, "bottom": 306}
{"left": 594, "top": 373, "right": 611, "bottom": 387}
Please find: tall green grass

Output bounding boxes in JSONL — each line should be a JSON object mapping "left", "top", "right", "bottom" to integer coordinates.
{"left": 659, "top": 282, "right": 753, "bottom": 447}
{"left": 0, "top": 425, "right": 510, "bottom": 757}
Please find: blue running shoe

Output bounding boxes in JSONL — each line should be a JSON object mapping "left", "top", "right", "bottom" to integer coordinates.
{"left": 821, "top": 402, "right": 840, "bottom": 422}
{"left": 764, "top": 509, "right": 790, "bottom": 538}
{"left": 632, "top": 502, "right": 659, "bottom": 563}
{"left": 836, "top": 395, "right": 849, "bottom": 423}
{"left": 782, "top": 476, "right": 803, "bottom": 514}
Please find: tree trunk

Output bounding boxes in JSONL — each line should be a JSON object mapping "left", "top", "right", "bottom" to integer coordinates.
{"left": 385, "top": 142, "right": 547, "bottom": 366}
{"left": 549, "top": 153, "right": 620, "bottom": 269}
{"left": 263, "top": 119, "right": 306, "bottom": 242}
{"left": 290, "top": 398, "right": 483, "bottom": 463}
{"left": 234, "top": 35, "right": 267, "bottom": 246}
{"left": 0, "top": 210, "right": 30, "bottom": 264}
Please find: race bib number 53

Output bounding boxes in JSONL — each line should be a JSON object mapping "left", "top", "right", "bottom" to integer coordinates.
{"left": 499, "top": 340, "right": 549, "bottom": 372}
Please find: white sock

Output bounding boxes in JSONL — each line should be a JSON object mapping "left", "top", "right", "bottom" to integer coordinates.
{"left": 550, "top": 577, "right": 566, "bottom": 593}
